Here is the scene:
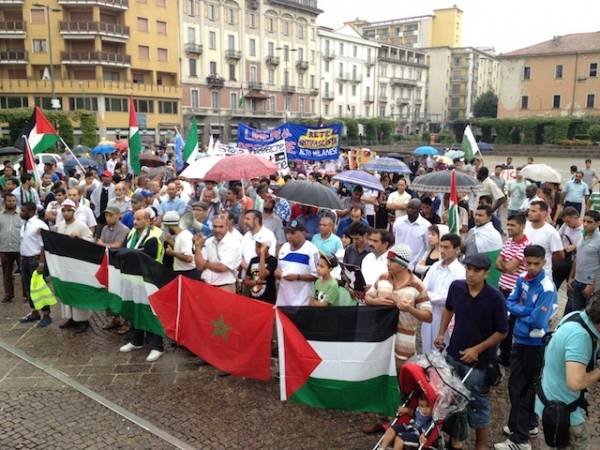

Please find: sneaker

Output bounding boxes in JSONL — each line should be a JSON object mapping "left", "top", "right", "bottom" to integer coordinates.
{"left": 494, "top": 439, "right": 531, "bottom": 450}
{"left": 119, "top": 342, "right": 143, "bottom": 353}
{"left": 503, "top": 426, "right": 539, "bottom": 437}
{"left": 37, "top": 316, "right": 52, "bottom": 328}
{"left": 1, "top": 295, "right": 13, "bottom": 304}
{"left": 145, "top": 349, "right": 163, "bottom": 362}
{"left": 19, "top": 313, "right": 40, "bottom": 323}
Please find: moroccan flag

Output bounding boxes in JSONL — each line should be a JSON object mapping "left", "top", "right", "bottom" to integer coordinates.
{"left": 128, "top": 97, "right": 141, "bottom": 176}
{"left": 41, "top": 230, "right": 176, "bottom": 336}
{"left": 448, "top": 169, "right": 460, "bottom": 234}
{"left": 16, "top": 106, "right": 59, "bottom": 154}
{"left": 183, "top": 117, "right": 199, "bottom": 163}
{"left": 149, "top": 276, "right": 275, "bottom": 381}
{"left": 462, "top": 124, "right": 479, "bottom": 161}
{"left": 277, "top": 306, "right": 400, "bottom": 416}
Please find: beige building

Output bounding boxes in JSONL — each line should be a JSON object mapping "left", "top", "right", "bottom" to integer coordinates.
{"left": 0, "top": 0, "right": 181, "bottom": 143}
{"left": 498, "top": 32, "right": 600, "bottom": 118}
{"left": 180, "top": 0, "right": 321, "bottom": 144}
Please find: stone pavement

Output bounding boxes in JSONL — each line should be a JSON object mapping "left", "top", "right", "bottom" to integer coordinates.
{"left": 1, "top": 274, "right": 600, "bottom": 449}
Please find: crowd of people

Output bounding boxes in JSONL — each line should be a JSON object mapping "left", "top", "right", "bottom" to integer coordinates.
{"left": 1, "top": 148, "right": 600, "bottom": 450}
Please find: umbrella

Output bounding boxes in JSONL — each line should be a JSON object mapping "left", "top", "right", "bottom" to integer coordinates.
{"left": 179, "top": 155, "right": 224, "bottom": 179}
{"left": 72, "top": 144, "right": 90, "bottom": 155}
{"left": 435, "top": 155, "right": 454, "bottom": 165}
{"left": 520, "top": 164, "right": 561, "bottom": 183}
{"left": 140, "top": 153, "right": 166, "bottom": 168}
{"left": 361, "top": 157, "right": 411, "bottom": 174}
{"left": 414, "top": 146, "right": 439, "bottom": 156}
{"left": 0, "top": 146, "right": 22, "bottom": 156}
{"left": 274, "top": 180, "right": 344, "bottom": 210}
{"left": 64, "top": 157, "right": 97, "bottom": 170}
{"left": 411, "top": 170, "right": 482, "bottom": 194}
{"left": 478, "top": 142, "right": 493, "bottom": 151}
{"left": 115, "top": 140, "right": 128, "bottom": 151}
{"left": 333, "top": 170, "right": 384, "bottom": 192}
{"left": 92, "top": 140, "right": 116, "bottom": 155}
{"left": 445, "top": 150, "right": 464, "bottom": 160}
{"left": 203, "top": 154, "right": 278, "bottom": 182}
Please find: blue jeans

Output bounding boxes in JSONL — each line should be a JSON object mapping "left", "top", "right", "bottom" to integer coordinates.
{"left": 565, "top": 280, "right": 589, "bottom": 315}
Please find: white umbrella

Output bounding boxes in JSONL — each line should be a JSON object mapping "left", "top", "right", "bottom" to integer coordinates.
{"left": 179, "top": 155, "right": 224, "bottom": 179}
{"left": 520, "top": 164, "right": 561, "bottom": 183}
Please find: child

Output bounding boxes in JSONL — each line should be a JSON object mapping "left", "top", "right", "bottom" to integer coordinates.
{"left": 379, "top": 392, "right": 433, "bottom": 450}
{"left": 310, "top": 253, "right": 356, "bottom": 307}
{"left": 243, "top": 235, "right": 278, "bottom": 304}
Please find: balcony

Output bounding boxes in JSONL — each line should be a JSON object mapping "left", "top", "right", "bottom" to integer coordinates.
{"left": 61, "top": 51, "right": 131, "bottom": 67}
{"left": 295, "top": 60, "right": 309, "bottom": 71}
{"left": 206, "top": 74, "right": 225, "bottom": 88}
{"left": 265, "top": 55, "right": 280, "bottom": 66}
{"left": 390, "top": 77, "right": 417, "bottom": 87}
{"left": 184, "top": 43, "right": 203, "bottom": 55}
{"left": 309, "top": 88, "right": 319, "bottom": 96}
{"left": 225, "top": 49, "right": 242, "bottom": 60}
{"left": 281, "top": 84, "right": 296, "bottom": 94}
{"left": 0, "top": 49, "right": 27, "bottom": 63}
{"left": 365, "top": 55, "right": 376, "bottom": 66}
{"left": 269, "top": 0, "right": 322, "bottom": 15}
{"left": 247, "top": 80, "right": 262, "bottom": 90}
{"left": 337, "top": 72, "right": 362, "bottom": 83}
{"left": 59, "top": 21, "right": 129, "bottom": 41}
{"left": 57, "top": 0, "right": 128, "bottom": 10}
{"left": 0, "top": 21, "right": 26, "bottom": 38}
{"left": 396, "top": 97, "right": 411, "bottom": 105}
{"left": 322, "top": 49, "right": 335, "bottom": 60}
{"left": 378, "top": 95, "right": 388, "bottom": 103}
{"left": 322, "top": 91, "right": 334, "bottom": 101}
{"left": 363, "top": 94, "right": 374, "bottom": 103}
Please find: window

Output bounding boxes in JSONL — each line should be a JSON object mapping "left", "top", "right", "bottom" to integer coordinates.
{"left": 338, "top": 105, "right": 343, "bottom": 117}
{"left": 310, "top": 75, "right": 315, "bottom": 88}
{"left": 267, "top": 17, "right": 274, "bottom": 33}
{"left": 156, "top": 21, "right": 167, "bottom": 35}
{"left": 248, "top": 12, "right": 256, "bottom": 28}
{"left": 351, "top": 84, "right": 356, "bottom": 96}
{"left": 338, "top": 83, "right": 343, "bottom": 95}
{"left": 269, "top": 96, "right": 275, "bottom": 112}
{"left": 298, "top": 47, "right": 304, "bottom": 61}
{"left": 324, "top": 60, "right": 329, "bottom": 73}
{"left": 523, "top": 66, "right": 531, "bottom": 80}
{"left": 31, "top": 8, "right": 45, "bottom": 25}
{"left": 310, "top": 99, "right": 315, "bottom": 113}
{"left": 297, "top": 23, "right": 304, "bottom": 39}
{"left": 299, "top": 97, "right": 305, "bottom": 113}
{"left": 104, "top": 70, "right": 120, "bottom": 81}
{"left": 228, "top": 63, "right": 236, "bottom": 81}
{"left": 32, "top": 39, "right": 47, "bottom": 53}
{"left": 230, "top": 92, "right": 238, "bottom": 110}
{"left": 249, "top": 38, "right": 256, "bottom": 56}
{"left": 553, "top": 94, "right": 561, "bottom": 109}
{"left": 35, "top": 97, "right": 62, "bottom": 110}
{"left": 137, "top": 17, "right": 148, "bottom": 32}
{"left": 0, "top": 96, "right": 28, "bottom": 109}
{"left": 311, "top": 50, "right": 315, "bottom": 63}
{"left": 211, "top": 91, "right": 219, "bottom": 109}
{"left": 555, "top": 64, "right": 563, "bottom": 79}
{"left": 324, "top": 104, "right": 329, "bottom": 115}
{"left": 208, "top": 4, "right": 216, "bottom": 21}
{"left": 339, "top": 42, "right": 344, "bottom": 56}
{"left": 227, "top": 8, "right": 236, "bottom": 25}
{"left": 138, "top": 45, "right": 150, "bottom": 59}
{"left": 284, "top": 95, "right": 290, "bottom": 111}
{"left": 366, "top": 67, "right": 371, "bottom": 78}
{"left": 157, "top": 48, "right": 168, "bottom": 62}
{"left": 133, "top": 98, "right": 153, "bottom": 113}
{"left": 187, "top": 0, "right": 195, "bottom": 16}
{"left": 353, "top": 45, "right": 357, "bottom": 57}
{"left": 268, "top": 42, "right": 274, "bottom": 56}
{"left": 191, "top": 89, "right": 199, "bottom": 108}
{"left": 351, "top": 105, "right": 356, "bottom": 118}
{"left": 587, "top": 94, "right": 595, "bottom": 109}
{"left": 268, "top": 69, "right": 274, "bottom": 84}
{"left": 227, "top": 34, "right": 235, "bottom": 50}
{"left": 249, "top": 65, "right": 257, "bottom": 82}
{"left": 105, "top": 97, "right": 128, "bottom": 112}
{"left": 338, "top": 62, "right": 343, "bottom": 75}
{"left": 209, "top": 61, "right": 217, "bottom": 75}
{"left": 209, "top": 31, "right": 216, "bottom": 50}
{"left": 188, "top": 59, "right": 197, "bottom": 77}
{"left": 352, "top": 64, "right": 357, "bottom": 79}
{"left": 156, "top": 0, "right": 166, "bottom": 6}
{"left": 590, "top": 63, "right": 598, "bottom": 77}
{"left": 283, "top": 69, "right": 289, "bottom": 85}
{"left": 283, "top": 21, "right": 289, "bottom": 36}
{"left": 324, "top": 82, "right": 329, "bottom": 96}
{"left": 298, "top": 74, "right": 304, "bottom": 88}
{"left": 283, "top": 45, "right": 289, "bottom": 62}
{"left": 187, "top": 27, "right": 195, "bottom": 43}
{"left": 158, "top": 100, "right": 177, "bottom": 114}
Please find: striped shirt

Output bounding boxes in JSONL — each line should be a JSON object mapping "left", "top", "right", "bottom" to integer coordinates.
{"left": 589, "top": 192, "right": 600, "bottom": 212}
{"left": 498, "top": 235, "right": 529, "bottom": 291}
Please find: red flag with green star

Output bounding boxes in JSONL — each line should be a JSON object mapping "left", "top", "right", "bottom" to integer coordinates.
{"left": 149, "top": 276, "right": 275, "bottom": 381}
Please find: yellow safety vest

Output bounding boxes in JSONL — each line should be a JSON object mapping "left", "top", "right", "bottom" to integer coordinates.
{"left": 127, "top": 226, "right": 164, "bottom": 263}
{"left": 30, "top": 271, "right": 57, "bottom": 310}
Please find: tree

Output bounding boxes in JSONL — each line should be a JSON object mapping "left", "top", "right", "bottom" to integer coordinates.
{"left": 473, "top": 90, "right": 498, "bottom": 118}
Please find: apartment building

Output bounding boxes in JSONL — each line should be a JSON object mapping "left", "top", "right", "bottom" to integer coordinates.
{"left": 180, "top": 0, "right": 321, "bottom": 144}
{"left": 0, "top": 0, "right": 181, "bottom": 143}
{"left": 318, "top": 25, "right": 379, "bottom": 120}
{"left": 498, "top": 32, "right": 600, "bottom": 118}
{"left": 376, "top": 44, "right": 428, "bottom": 134}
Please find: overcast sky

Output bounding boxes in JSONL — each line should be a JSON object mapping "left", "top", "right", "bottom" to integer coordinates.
{"left": 317, "top": 0, "right": 600, "bottom": 53}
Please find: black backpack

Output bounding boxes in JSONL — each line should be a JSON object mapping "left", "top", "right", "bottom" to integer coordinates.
{"left": 537, "top": 313, "right": 597, "bottom": 448}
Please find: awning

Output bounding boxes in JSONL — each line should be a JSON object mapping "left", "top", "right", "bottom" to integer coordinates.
{"left": 245, "top": 90, "right": 268, "bottom": 99}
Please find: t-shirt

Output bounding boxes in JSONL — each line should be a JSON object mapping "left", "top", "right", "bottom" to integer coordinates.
{"left": 56, "top": 219, "right": 93, "bottom": 241}
{"left": 564, "top": 180, "right": 589, "bottom": 204}
{"left": 312, "top": 233, "right": 344, "bottom": 257}
{"left": 589, "top": 191, "right": 600, "bottom": 212}
{"left": 525, "top": 222, "right": 564, "bottom": 275}
{"left": 312, "top": 278, "right": 356, "bottom": 306}
{"left": 507, "top": 180, "right": 528, "bottom": 211}
{"left": 581, "top": 167, "right": 596, "bottom": 188}
{"left": 498, "top": 235, "right": 530, "bottom": 291}
{"left": 387, "top": 191, "right": 412, "bottom": 218}
{"left": 276, "top": 240, "right": 319, "bottom": 306}
{"left": 173, "top": 229, "right": 195, "bottom": 271}
{"left": 246, "top": 255, "right": 278, "bottom": 304}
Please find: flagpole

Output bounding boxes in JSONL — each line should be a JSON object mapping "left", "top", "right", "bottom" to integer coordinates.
{"left": 58, "top": 136, "right": 87, "bottom": 174}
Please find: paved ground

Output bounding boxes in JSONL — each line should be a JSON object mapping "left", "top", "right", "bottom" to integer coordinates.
{"left": 1, "top": 268, "right": 600, "bottom": 449}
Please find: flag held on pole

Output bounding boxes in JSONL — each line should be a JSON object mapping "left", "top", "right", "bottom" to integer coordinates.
{"left": 462, "top": 124, "right": 480, "bottom": 161}
{"left": 16, "top": 106, "right": 59, "bottom": 155}
{"left": 128, "top": 96, "right": 141, "bottom": 176}
{"left": 448, "top": 169, "right": 460, "bottom": 234}
{"left": 183, "top": 117, "right": 199, "bottom": 163}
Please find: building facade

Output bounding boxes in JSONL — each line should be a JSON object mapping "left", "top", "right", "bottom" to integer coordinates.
{"left": 498, "top": 32, "right": 600, "bottom": 119}
{"left": 180, "top": 0, "right": 321, "bottom": 145}
{"left": 318, "top": 25, "right": 379, "bottom": 120}
{"left": 375, "top": 43, "right": 428, "bottom": 134}
{"left": 0, "top": 0, "right": 181, "bottom": 143}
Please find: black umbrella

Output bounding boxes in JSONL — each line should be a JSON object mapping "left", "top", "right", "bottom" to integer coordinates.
{"left": 73, "top": 144, "right": 91, "bottom": 155}
{"left": 274, "top": 180, "right": 344, "bottom": 210}
{"left": 411, "top": 170, "right": 482, "bottom": 194}
{"left": 0, "top": 146, "right": 22, "bottom": 156}
{"left": 140, "top": 153, "right": 166, "bottom": 167}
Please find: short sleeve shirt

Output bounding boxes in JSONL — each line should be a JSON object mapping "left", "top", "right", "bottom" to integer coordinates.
{"left": 312, "top": 278, "right": 340, "bottom": 305}
{"left": 246, "top": 255, "right": 278, "bottom": 304}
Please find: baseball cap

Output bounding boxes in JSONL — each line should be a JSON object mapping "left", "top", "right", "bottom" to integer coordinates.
{"left": 140, "top": 189, "right": 154, "bottom": 198}
{"left": 101, "top": 170, "right": 113, "bottom": 178}
{"left": 145, "top": 206, "right": 158, "bottom": 220}
{"left": 387, "top": 244, "right": 412, "bottom": 268}
{"left": 463, "top": 254, "right": 491, "bottom": 270}
{"left": 319, "top": 251, "right": 338, "bottom": 268}
{"left": 191, "top": 201, "right": 209, "bottom": 210}
{"left": 162, "top": 210, "right": 180, "bottom": 226}
{"left": 104, "top": 206, "right": 121, "bottom": 216}
{"left": 254, "top": 234, "right": 271, "bottom": 247}
{"left": 61, "top": 199, "right": 76, "bottom": 210}
{"left": 285, "top": 219, "right": 306, "bottom": 233}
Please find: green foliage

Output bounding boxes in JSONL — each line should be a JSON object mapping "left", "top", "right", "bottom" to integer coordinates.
{"left": 422, "top": 130, "right": 430, "bottom": 144}
{"left": 588, "top": 124, "right": 600, "bottom": 142}
{"left": 0, "top": 108, "right": 75, "bottom": 150}
{"left": 473, "top": 91, "right": 498, "bottom": 118}
{"left": 438, "top": 129, "right": 455, "bottom": 144}
{"left": 78, "top": 112, "right": 98, "bottom": 148}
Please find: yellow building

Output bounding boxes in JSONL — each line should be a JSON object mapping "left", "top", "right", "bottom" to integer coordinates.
{"left": 430, "top": 6, "right": 461, "bottom": 48}
{"left": 0, "top": 0, "right": 181, "bottom": 144}
{"left": 498, "top": 32, "right": 600, "bottom": 118}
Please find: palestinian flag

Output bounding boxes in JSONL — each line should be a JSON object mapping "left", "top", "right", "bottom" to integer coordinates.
{"left": 448, "top": 169, "right": 460, "bottom": 234}
{"left": 42, "top": 230, "right": 175, "bottom": 336}
{"left": 183, "top": 116, "right": 199, "bottom": 163}
{"left": 128, "top": 97, "right": 141, "bottom": 176}
{"left": 471, "top": 222, "right": 503, "bottom": 287}
{"left": 16, "top": 107, "right": 59, "bottom": 154}
{"left": 462, "top": 124, "right": 479, "bottom": 161}
{"left": 23, "top": 134, "right": 41, "bottom": 185}
{"left": 277, "top": 306, "right": 400, "bottom": 416}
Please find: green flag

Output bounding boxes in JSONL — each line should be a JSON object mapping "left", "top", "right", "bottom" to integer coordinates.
{"left": 183, "top": 117, "right": 199, "bottom": 164}
{"left": 128, "top": 97, "right": 141, "bottom": 175}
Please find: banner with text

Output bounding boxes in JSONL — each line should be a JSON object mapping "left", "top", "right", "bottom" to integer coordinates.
{"left": 251, "top": 140, "right": 289, "bottom": 174}
{"left": 237, "top": 122, "right": 342, "bottom": 161}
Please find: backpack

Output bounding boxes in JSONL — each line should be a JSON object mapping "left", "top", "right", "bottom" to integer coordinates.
{"left": 537, "top": 313, "right": 597, "bottom": 448}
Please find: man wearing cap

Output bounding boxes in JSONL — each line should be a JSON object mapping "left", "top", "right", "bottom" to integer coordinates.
{"left": 241, "top": 210, "right": 277, "bottom": 270}
{"left": 90, "top": 170, "right": 115, "bottom": 235}
{"left": 435, "top": 253, "right": 508, "bottom": 450}
{"left": 393, "top": 198, "right": 431, "bottom": 270}
{"left": 121, "top": 192, "right": 145, "bottom": 229}
{"left": 276, "top": 219, "right": 319, "bottom": 306}
{"left": 56, "top": 199, "right": 94, "bottom": 333}
{"left": 60, "top": 188, "right": 97, "bottom": 234}
{"left": 243, "top": 234, "right": 278, "bottom": 304}
{"left": 163, "top": 211, "right": 199, "bottom": 279}
{"left": 106, "top": 182, "right": 131, "bottom": 214}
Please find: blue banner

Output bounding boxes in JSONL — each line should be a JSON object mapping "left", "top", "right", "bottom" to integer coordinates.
{"left": 237, "top": 122, "right": 342, "bottom": 161}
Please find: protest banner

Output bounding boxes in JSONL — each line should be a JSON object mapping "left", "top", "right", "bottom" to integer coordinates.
{"left": 250, "top": 140, "right": 289, "bottom": 174}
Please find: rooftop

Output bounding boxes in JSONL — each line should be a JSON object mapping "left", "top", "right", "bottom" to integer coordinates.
{"left": 501, "top": 31, "right": 600, "bottom": 58}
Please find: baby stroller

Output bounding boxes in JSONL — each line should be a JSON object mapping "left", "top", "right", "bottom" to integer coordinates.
{"left": 372, "top": 352, "right": 472, "bottom": 450}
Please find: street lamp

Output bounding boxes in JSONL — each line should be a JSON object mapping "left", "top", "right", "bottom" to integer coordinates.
{"left": 33, "top": 3, "right": 61, "bottom": 109}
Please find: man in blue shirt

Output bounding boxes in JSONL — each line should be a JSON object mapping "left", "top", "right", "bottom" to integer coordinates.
{"left": 336, "top": 206, "right": 369, "bottom": 237}
{"left": 312, "top": 216, "right": 343, "bottom": 257}
{"left": 564, "top": 171, "right": 589, "bottom": 214}
{"left": 495, "top": 245, "right": 557, "bottom": 450}
{"left": 159, "top": 181, "right": 188, "bottom": 217}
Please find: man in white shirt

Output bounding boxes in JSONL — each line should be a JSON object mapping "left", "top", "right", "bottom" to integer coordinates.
{"left": 473, "top": 166, "right": 506, "bottom": 213}
{"left": 361, "top": 229, "right": 394, "bottom": 288}
{"left": 58, "top": 188, "right": 97, "bottom": 233}
{"left": 386, "top": 178, "right": 412, "bottom": 219}
{"left": 106, "top": 152, "right": 119, "bottom": 173}
{"left": 393, "top": 199, "right": 430, "bottom": 270}
{"left": 241, "top": 210, "right": 277, "bottom": 269}
{"left": 525, "top": 200, "right": 564, "bottom": 276}
{"left": 163, "top": 211, "right": 198, "bottom": 279}
{"left": 421, "top": 233, "right": 465, "bottom": 354}
{"left": 276, "top": 220, "right": 319, "bottom": 306}
{"left": 361, "top": 188, "right": 379, "bottom": 227}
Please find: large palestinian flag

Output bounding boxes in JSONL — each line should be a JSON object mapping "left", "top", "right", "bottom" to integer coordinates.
{"left": 16, "top": 107, "right": 59, "bottom": 154}
{"left": 128, "top": 96, "right": 141, "bottom": 176}
{"left": 42, "top": 230, "right": 175, "bottom": 335}
{"left": 276, "top": 306, "right": 400, "bottom": 416}
{"left": 470, "top": 222, "right": 503, "bottom": 287}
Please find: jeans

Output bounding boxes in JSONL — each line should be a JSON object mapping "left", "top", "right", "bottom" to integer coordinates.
{"left": 553, "top": 257, "right": 574, "bottom": 290}
{"left": 564, "top": 201, "right": 583, "bottom": 214}
{"left": 131, "top": 327, "right": 164, "bottom": 352}
{"left": 0, "top": 251, "right": 19, "bottom": 298}
{"left": 565, "top": 280, "right": 589, "bottom": 315}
